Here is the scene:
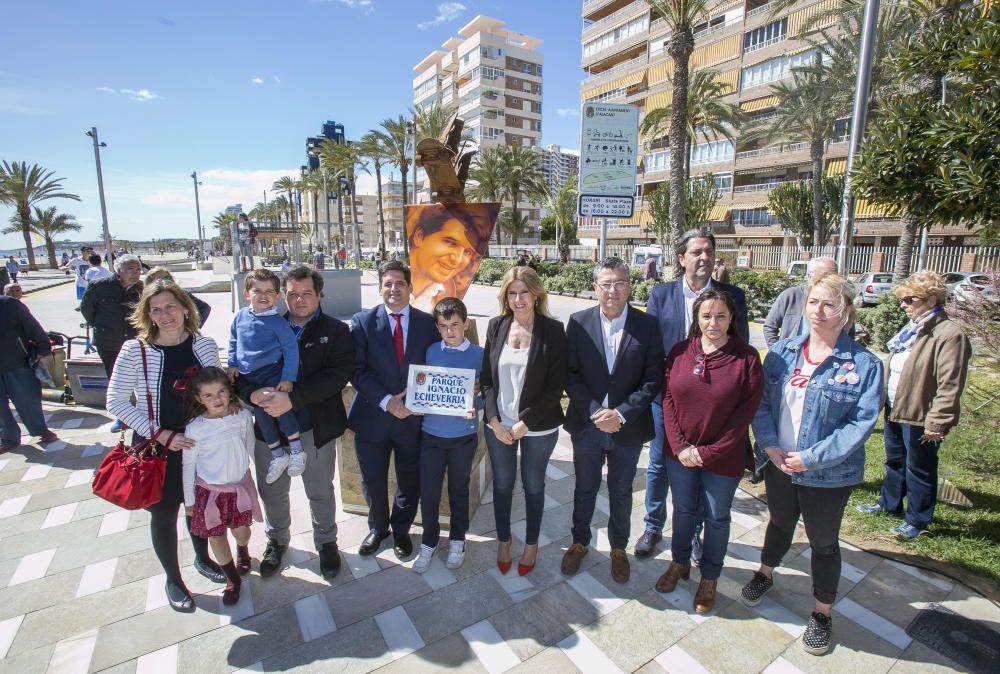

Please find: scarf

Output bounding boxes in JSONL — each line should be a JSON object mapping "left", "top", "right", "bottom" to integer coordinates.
{"left": 886, "top": 306, "right": 942, "bottom": 354}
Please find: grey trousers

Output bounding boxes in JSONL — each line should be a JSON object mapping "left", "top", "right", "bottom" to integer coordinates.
{"left": 253, "top": 429, "right": 338, "bottom": 549}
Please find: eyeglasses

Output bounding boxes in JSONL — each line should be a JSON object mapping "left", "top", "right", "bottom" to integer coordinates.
{"left": 597, "top": 281, "right": 628, "bottom": 292}
{"left": 900, "top": 296, "right": 924, "bottom": 305}
{"left": 693, "top": 353, "right": 706, "bottom": 377}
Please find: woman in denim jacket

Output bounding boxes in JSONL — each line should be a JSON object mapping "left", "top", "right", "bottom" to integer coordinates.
{"left": 741, "top": 273, "right": 883, "bottom": 656}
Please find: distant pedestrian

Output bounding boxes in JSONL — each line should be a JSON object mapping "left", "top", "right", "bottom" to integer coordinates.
{"left": 1, "top": 294, "right": 59, "bottom": 453}
{"left": 643, "top": 253, "right": 658, "bottom": 281}
{"left": 84, "top": 254, "right": 114, "bottom": 285}
{"left": 81, "top": 254, "right": 143, "bottom": 378}
{"left": 312, "top": 247, "right": 326, "bottom": 270}
{"left": 337, "top": 246, "right": 347, "bottom": 268}
{"left": 712, "top": 258, "right": 730, "bottom": 285}
{"left": 5, "top": 256, "right": 21, "bottom": 283}
{"left": 61, "top": 252, "right": 70, "bottom": 269}
{"left": 62, "top": 246, "right": 94, "bottom": 302}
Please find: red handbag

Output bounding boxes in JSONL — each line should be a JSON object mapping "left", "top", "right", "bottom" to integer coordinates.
{"left": 92, "top": 341, "right": 167, "bottom": 510}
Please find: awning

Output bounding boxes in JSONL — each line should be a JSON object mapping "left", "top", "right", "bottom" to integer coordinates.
{"left": 735, "top": 161, "right": 804, "bottom": 176}
{"left": 730, "top": 195, "right": 771, "bottom": 209}
{"left": 740, "top": 95, "right": 779, "bottom": 112}
{"left": 616, "top": 210, "right": 653, "bottom": 227}
{"left": 644, "top": 89, "right": 673, "bottom": 111}
{"left": 712, "top": 0, "right": 744, "bottom": 12}
{"left": 707, "top": 204, "right": 730, "bottom": 220}
{"left": 855, "top": 199, "right": 896, "bottom": 219}
{"left": 788, "top": 0, "right": 839, "bottom": 36}
{"left": 714, "top": 68, "right": 739, "bottom": 94}
{"left": 581, "top": 70, "right": 647, "bottom": 101}
{"left": 690, "top": 34, "right": 742, "bottom": 69}
{"left": 647, "top": 60, "right": 674, "bottom": 86}
{"left": 825, "top": 157, "right": 847, "bottom": 176}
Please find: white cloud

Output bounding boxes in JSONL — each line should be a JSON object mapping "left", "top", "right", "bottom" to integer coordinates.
{"left": 338, "top": 0, "right": 374, "bottom": 13}
{"left": 417, "top": 2, "right": 465, "bottom": 30}
{"left": 96, "top": 86, "right": 160, "bottom": 102}
{"left": 251, "top": 77, "right": 264, "bottom": 85}
{"left": 557, "top": 107, "right": 580, "bottom": 117}
{"left": 272, "top": 75, "right": 281, "bottom": 84}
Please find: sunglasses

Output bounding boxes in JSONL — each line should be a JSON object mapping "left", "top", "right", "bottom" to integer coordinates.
{"left": 900, "top": 296, "right": 924, "bottom": 305}
{"left": 693, "top": 353, "right": 706, "bottom": 377}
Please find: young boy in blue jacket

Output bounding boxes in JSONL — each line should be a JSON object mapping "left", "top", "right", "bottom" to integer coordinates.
{"left": 412, "top": 298, "right": 483, "bottom": 574}
{"left": 228, "top": 269, "right": 302, "bottom": 484}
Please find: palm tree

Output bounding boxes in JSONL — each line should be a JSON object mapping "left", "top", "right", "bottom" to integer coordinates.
{"left": 272, "top": 176, "right": 300, "bottom": 225}
{"left": 645, "top": 0, "right": 711, "bottom": 238}
{"left": 497, "top": 209, "right": 530, "bottom": 246}
{"left": 212, "top": 212, "right": 236, "bottom": 254}
{"left": 0, "top": 161, "right": 80, "bottom": 270}
{"left": 497, "top": 145, "right": 548, "bottom": 245}
{"left": 413, "top": 101, "right": 458, "bottom": 141}
{"left": 543, "top": 178, "right": 579, "bottom": 262}
{"left": 467, "top": 147, "right": 507, "bottom": 248}
{"left": 3, "top": 206, "right": 81, "bottom": 268}
{"left": 319, "top": 140, "right": 368, "bottom": 265}
{"left": 375, "top": 115, "right": 412, "bottom": 260}
{"left": 640, "top": 68, "right": 745, "bottom": 181}
{"left": 357, "top": 132, "right": 391, "bottom": 258}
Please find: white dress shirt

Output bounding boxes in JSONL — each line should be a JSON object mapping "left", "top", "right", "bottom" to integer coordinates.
{"left": 599, "top": 308, "right": 628, "bottom": 419}
{"left": 380, "top": 304, "right": 412, "bottom": 411}
{"left": 682, "top": 277, "right": 713, "bottom": 335}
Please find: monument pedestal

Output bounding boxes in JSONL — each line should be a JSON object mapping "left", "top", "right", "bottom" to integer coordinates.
{"left": 336, "top": 386, "right": 492, "bottom": 527}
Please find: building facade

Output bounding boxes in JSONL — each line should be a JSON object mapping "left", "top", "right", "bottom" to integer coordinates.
{"left": 540, "top": 144, "right": 580, "bottom": 194}
{"left": 578, "top": 0, "right": 977, "bottom": 248}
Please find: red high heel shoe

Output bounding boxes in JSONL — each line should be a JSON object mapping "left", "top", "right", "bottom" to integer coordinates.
{"left": 497, "top": 537, "right": 513, "bottom": 574}
{"left": 518, "top": 544, "right": 538, "bottom": 576}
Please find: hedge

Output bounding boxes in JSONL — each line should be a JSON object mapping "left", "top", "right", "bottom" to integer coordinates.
{"left": 855, "top": 293, "right": 907, "bottom": 352}
{"left": 729, "top": 270, "right": 799, "bottom": 321}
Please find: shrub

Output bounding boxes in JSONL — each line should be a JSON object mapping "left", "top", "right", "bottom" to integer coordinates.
{"left": 855, "top": 293, "right": 908, "bottom": 351}
{"left": 730, "top": 270, "right": 798, "bottom": 320}
{"left": 473, "top": 258, "right": 514, "bottom": 285}
{"left": 631, "top": 279, "right": 659, "bottom": 304}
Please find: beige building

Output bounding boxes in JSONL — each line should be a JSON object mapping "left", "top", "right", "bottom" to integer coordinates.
{"left": 579, "top": 0, "right": 975, "bottom": 248}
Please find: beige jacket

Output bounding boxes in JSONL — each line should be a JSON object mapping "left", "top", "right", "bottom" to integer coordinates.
{"left": 886, "top": 312, "right": 972, "bottom": 434}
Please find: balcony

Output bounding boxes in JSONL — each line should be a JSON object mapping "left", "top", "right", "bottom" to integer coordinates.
{"left": 582, "top": 1, "right": 647, "bottom": 40}
{"left": 746, "top": 2, "right": 775, "bottom": 19}
{"left": 743, "top": 34, "right": 786, "bottom": 54}
{"left": 582, "top": 31, "right": 648, "bottom": 69}
{"left": 694, "top": 15, "right": 744, "bottom": 39}
{"left": 733, "top": 180, "right": 789, "bottom": 193}
{"left": 582, "top": 54, "right": 647, "bottom": 84}
{"left": 735, "top": 141, "right": 809, "bottom": 161}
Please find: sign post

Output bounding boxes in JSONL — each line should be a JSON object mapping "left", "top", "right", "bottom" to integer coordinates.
{"left": 578, "top": 102, "right": 640, "bottom": 260}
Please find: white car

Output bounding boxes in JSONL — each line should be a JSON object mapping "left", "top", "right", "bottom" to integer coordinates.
{"left": 943, "top": 272, "right": 995, "bottom": 302}
{"left": 854, "top": 272, "right": 894, "bottom": 307}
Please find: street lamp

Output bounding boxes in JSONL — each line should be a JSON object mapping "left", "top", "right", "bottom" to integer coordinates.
{"left": 85, "top": 127, "right": 113, "bottom": 269}
{"left": 191, "top": 172, "right": 204, "bottom": 260}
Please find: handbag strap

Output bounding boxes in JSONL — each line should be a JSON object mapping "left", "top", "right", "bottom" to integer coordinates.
{"left": 138, "top": 340, "right": 157, "bottom": 439}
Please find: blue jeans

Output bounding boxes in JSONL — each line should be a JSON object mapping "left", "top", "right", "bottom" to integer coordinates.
{"left": 570, "top": 426, "right": 642, "bottom": 550}
{"left": 879, "top": 408, "right": 941, "bottom": 530}
{"left": 485, "top": 427, "right": 557, "bottom": 545}
{"left": 0, "top": 367, "right": 49, "bottom": 444}
{"left": 665, "top": 459, "right": 740, "bottom": 580}
{"left": 244, "top": 362, "right": 300, "bottom": 447}
{"left": 644, "top": 402, "right": 670, "bottom": 533}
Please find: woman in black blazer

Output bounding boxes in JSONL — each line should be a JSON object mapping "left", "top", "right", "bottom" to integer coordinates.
{"left": 481, "top": 266, "right": 567, "bottom": 576}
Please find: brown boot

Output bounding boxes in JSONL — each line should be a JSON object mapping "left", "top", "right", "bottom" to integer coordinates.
{"left": 694, "top": 578, "right": 717, "bottom": 614}
{"left": 654, "top": 561, "right": 690, "bottom": 593}
{"left": 610, "top": 549, "right": 630, "bottom": 583}
{"left": 561, "top": 543, "right": 589, "bottom": 576}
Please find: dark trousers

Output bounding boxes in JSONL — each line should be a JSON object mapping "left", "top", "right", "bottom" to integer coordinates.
{"left": 879, "top": 409, "right": 941, "bottom": 530}
{"left": 355, "top": 424, "right": 421, "bottom": 536}
{"left": 98, "top": 347, "right": 120, "bottom": 378}
{"left": 244, "top": 362, "right": 300, "bottom": 447}
{"left": 419, "top": 432, "right": 477, "bottom": 548}
{"left": 0, "top": 367, "right": 49, "bottom": 443}
{"left": 761, "top": 462, "right": 853, "bottom": 604}
{"left": 570, "top": 426, "right": 642, "bottom": 550}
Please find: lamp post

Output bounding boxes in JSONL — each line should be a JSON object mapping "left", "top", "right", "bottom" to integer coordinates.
{"left": 191, "top": 172, "right": 204, "bottom": 260}
{"left": 85, "top": 127, "right": 113, "bottom": 269}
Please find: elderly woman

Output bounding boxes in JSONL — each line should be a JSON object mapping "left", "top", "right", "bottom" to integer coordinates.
{"left": 81, "top": 254, "right": 144, "bottom": 378}
{"left": 655, "top": 289, "right": 764, "bottom": 614}
{"left": 406, "top": 203, "right": 496, "bottom": 313}
{"left": 145, "top": 266, "right": 212, "bottom": 327}
{"left": 480, "top": 266, "right": 566, "bottom": 576}
{"left": 856, "top": 271, "right": 972, "bottom": 539}
{"left": 742, "top": 274, "right": 882, "bottom": 656}
{"left": 107, "top": 280, "right": 226, "bottom": 612}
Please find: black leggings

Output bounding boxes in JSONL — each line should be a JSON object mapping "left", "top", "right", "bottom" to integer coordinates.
{"left": 147, "top": 446, "right": 213, "bottom": 585}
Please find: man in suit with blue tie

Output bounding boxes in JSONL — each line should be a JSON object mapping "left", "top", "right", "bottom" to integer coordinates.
{"left": 561, "top": 258, "right": 664, "bottom": 583}
{"left": 349, "top": 260, "right": 439, "bottom": 559}
{"left": 634, "top": 229, "right": 750, "bottom": 559}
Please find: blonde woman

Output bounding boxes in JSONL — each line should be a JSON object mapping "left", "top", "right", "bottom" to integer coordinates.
{"left": 743, "top": 274, "right": 883, "bottom": 655}
{"left": 856, "top": 272, "right": 971, "bottom": 539}
{"left": 106, "top": 280, "right": 224, "bottom": 613}
{"left": 480, "top": 267, "right": 566, "bottom": 576}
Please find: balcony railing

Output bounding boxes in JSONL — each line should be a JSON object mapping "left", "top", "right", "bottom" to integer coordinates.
{"left": 694, "top": 16, "right": 744, "bottom": 39}
{"left": 743, "top": 34, "right": 786, "bottom": 54}
{"left": 746, "top": 2, "right": 775, "bottom": 19}
{"left": 582, "top": 54, "right": 647, "bottom": 84}
{"left": 582, "top": 1, "right": 646, "bottom": 40}
{"left": 582, "top": 30, "right": 648, "bottom": 66}
{"left": 734, "top": 140, "right": 809, "bottom": 160}
{"left": 733, "top": 180, "right": 789, "bottom": 193}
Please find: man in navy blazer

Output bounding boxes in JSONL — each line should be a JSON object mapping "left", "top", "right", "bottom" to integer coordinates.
{"left": 349, "top": 260, "right": 439, "bottom": 559}
{"left": 561, "top": 258, "right": 664, "bottom": 584}
{"left": 636, "top": 229, "right": 750, "bottom": 559}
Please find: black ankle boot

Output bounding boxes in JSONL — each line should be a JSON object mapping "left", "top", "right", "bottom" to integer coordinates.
{"left": 221, "top": 561, "right": 242, "bottom": 606}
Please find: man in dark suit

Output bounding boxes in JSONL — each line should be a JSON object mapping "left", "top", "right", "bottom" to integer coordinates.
{"left": 349, "top": 260, "right": 439, "bottom": 559}
{"left": 561, "top": 258, "right": 664, "bottom": 583}
{"left": 636, "top": 229, "right": 750, "bottom": 559}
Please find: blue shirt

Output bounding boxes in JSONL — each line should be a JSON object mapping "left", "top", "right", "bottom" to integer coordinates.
{"left": 228, "top": 307, "right": 299, "bottom": 382}
{"left": 421, "top": 339, "right": 484, "bottom": 439}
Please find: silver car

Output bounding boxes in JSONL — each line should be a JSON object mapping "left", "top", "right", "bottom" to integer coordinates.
{"left": 854, "top": 272, "right": 894, "bottom": 307}
{"left": 943, "top": 271, "right": 995, "bottom": 302}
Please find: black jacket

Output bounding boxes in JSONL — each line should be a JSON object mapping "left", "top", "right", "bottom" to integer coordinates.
{"left": 0, "top": 296, "right": 51, "bottom": 373}
{"left": 237, "top": 311, "right": 354, "bottom": 449}
{"left": 80, "top": 275, "right": 141, "bottom": 352}
{"left": 190, "top": 293, "right": 211, "bottom": 327}
{"left": 481, "top": 313, "right": 567, "bottom": 432}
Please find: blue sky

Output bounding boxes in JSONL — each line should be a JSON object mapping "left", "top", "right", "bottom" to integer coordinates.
{"left": 0, "top": 0, "right": 586, "bottom": 249}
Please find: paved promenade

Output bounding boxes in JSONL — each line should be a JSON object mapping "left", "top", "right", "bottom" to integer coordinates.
{"left": 1, "top": 269, "right": 995, "bottom": 673}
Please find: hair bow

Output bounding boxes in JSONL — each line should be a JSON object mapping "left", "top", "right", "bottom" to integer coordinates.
{"left": 172, "top": 365, "right": 202, "bottom": 394}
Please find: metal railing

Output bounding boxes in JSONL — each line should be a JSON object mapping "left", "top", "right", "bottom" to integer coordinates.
{"left": 732, "top": 180, "right": 789, "bottom": 193}
{"left": 735, "top": 141, "right": 810, "bottom": 160}
{"left": 582, "top": 54, "right": 648, "bottom": 84}
{"left": 743, "top": 34, "right": 786, "bottom": 54}
{"left": 746, "top": 2, "right": 775, "bottom": 19}
{"left": 582, "top": 1, "right": 646, "bottom": 39}
{"left": 694, "top": 16, "right": 744, "bottom": 38}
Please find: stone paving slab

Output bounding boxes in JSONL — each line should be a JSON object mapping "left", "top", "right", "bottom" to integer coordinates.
{"left": 0, "top": 401, "right": 996, "bottom": 673}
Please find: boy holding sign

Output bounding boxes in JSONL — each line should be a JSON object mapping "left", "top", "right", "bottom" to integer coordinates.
{"left": 412, "top": 298, "right": 483, "bottom": 573}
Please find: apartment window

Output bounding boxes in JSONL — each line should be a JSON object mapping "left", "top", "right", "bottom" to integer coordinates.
{"left": 481, "top": 127, "right": 505, "bottom": 140}
{"left": 509, "top": 96, "right": 521, "bottom": 106}
{"left": 482, "top": 66, "right": 504, "bottom": 80}
{"left": 690, "top": 140, "right": 734, "bottom": 165}
{"left": 586, "top": 86, "right": 629, "bottom": 103}
{"left": 483, "top": 109, "right": 499, "bottom": 120}
{"left": 740, "top": 49, "right": 816, "bottom": 90}
{"left": 713, "top": 172, "right": 733, "bottom": 190}
{"left": 531, "top": 120, "right": 542, "bottom": 132}
{"left": 731, "top": 208, "right": 778, "bottom": 227}
{"left": 583, "top": 15, "right": 649, "bottom": 58}
{"left": 743, "top": 18, "right": 787, "bottom": 53}
{"left": 643, "top": 149, "right": 671, "bottom": 172}
{"left": 413, "top": 76, "right": 438, "bottom": 99}
{"left": 460, "top": 47, "right": 476, "bottom": 66}
{"left": 531, "top": 102, "right": 542, "bottom": 113}
{"left": 536, "top": 64, "right": 543, "bottom": 75}
{"left": 650, "top": 37, "right": 670, "bottom": 58}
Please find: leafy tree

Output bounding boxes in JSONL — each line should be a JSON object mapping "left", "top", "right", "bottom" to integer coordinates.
{"left": 645, "top": 174, "right": 720, "bottom": 275}
{"left": 320, "top": 139, "right": 369, "bottom": 265}
{"left": 358, "top": 131, "right": 392, "bottom": 258}
{"left": 543, "top": 177, "right": 579, "bottom": 262}
{"left": 271, "top": 176, "right": 300, "bottom": 226}
{"left": 0, "top": 161, "right": 80, "bottom": 270}
{"left": 497, "top": 208, "right": 529, "bottom": 245}
{"left": 3, "top": 206, "right": 80, "bottom": 269}
{"left": 211, "top": 211, "right": 236, "bottom": 254}
{"left": 539, "top": 216, "right": 556, "bottom": 243}
{"left": 768, "top": 176, "right": 845, "bottom": 247}
{"left": 645, "top": 0, "right": 711, "bottom": 239}
{"left": 853, "top": 3, "right": 1000, "bottom": 279}
{"left": 468, "top": 146, "right": 546, "bottom": 246}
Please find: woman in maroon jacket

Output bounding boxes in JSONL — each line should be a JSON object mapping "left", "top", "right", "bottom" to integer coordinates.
{"left": 654, "top": 289, "right": 764, "bottom": 613}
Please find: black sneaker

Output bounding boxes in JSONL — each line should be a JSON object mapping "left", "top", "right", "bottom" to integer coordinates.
{"left": 740, "top": 571, "right": 774, "bottom": 607}
{"left": 802, "top": 611, "right": 832, "bottom": 655}
{"left": 259, "top": 539, "right": 288, "bottom": 578}
{"left": 319, "top": 542, "right": 341, "bottom": 579}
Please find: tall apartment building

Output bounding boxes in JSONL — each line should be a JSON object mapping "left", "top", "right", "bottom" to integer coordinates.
{"left": 579, "top": 0, "right": 975, "bottom": 248}
{"left": 540, "top": 144, "right": 580, "bottom": 194}
{"left": 413, "top": 15, "right": 545, "bottom": 237}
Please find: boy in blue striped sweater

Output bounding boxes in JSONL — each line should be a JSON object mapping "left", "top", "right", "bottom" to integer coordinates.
{"left": 413, "top": 298, "right": 484, "bottom": 573}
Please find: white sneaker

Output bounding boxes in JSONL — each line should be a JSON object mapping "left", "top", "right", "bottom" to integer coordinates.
{"left": 265, "top": 453, "right": 290, "bottom": 484}
{"left": 413, "top": 544, "right": 437, "bottom": 574}
{"left": 287, "top": 451, "right": 306, "bottom": 477}
{"left": 446, "top": 540, "right": 466, "bottom": 569}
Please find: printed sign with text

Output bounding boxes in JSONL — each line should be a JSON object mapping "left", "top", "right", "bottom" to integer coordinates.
{"left": 405, "top": 364, "right": 476, "bottom": 417}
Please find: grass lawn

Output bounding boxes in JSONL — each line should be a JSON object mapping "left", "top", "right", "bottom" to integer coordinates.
{"left": 840, "top": 371, "right": 1000, "bottom": 595}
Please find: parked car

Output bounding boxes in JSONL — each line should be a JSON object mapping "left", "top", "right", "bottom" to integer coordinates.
{"left": 943, "top": 271, "right": 995, "bottom": 302}
{"left": 854, "top": 272, "right": 895, "bottom": 307}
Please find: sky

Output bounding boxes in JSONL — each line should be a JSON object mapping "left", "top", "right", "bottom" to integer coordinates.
{"left": 0, "top": 0, "right": 588, "bottom": 250}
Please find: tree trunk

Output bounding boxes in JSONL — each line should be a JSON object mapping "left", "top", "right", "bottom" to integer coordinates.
{"left": 349, "top": 174, "right": 362, "bottom": 267}
{"left": 374, "top": 162, "right": 387, "bottom": 259}
{"left": 668, "top": 26, "right": 695, "bottom": 279}
{"left": 19, "top": 207, "right": 37, "bottom": 270}
{"left": 511, "top": 183, "right": 520, "bottom": 246}
{"left": 811, "top": 140, "right": 825, "bottom": 244}
{"left": 893, "top": 213, "right": 919, "bottom": 282}
{"left": 45, "top": 238, "right": 58, "bottom": 269}
{"left": 401, "top": 166, "right": 410, "bottom": 261}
